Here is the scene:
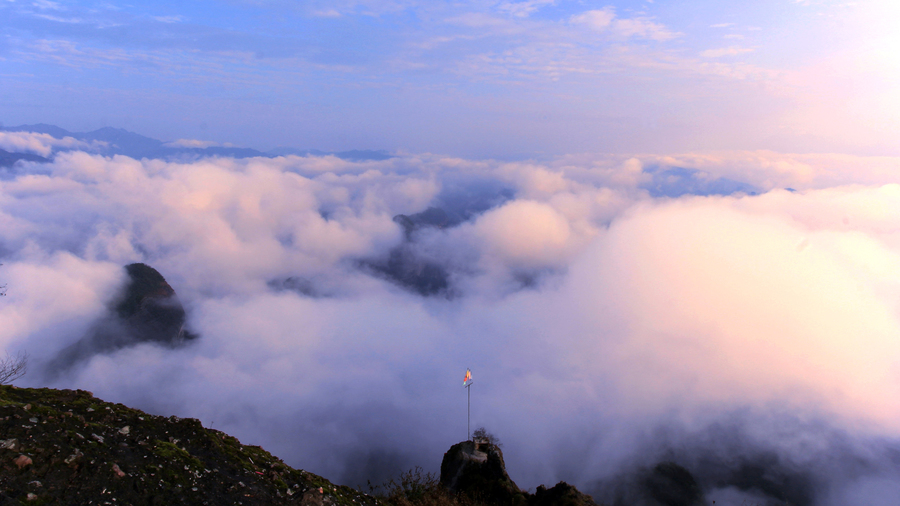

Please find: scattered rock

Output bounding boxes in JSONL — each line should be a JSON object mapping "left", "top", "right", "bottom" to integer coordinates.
{"left": 92, "top": 433, "right": 104, "bottom": 443}
{"left": 300, "top": 487, "right": 327, "bottom": 506}
{"left": 64, "top": 450, "right": 83, "bottom": 465}
{"left": 0, "top": 385, "right": 376, "bottom": 506}
{"left": 15, "top": 454, "right": 32, "bottom": 469}
{"left": 23, "top": 404, "right": 30, "bottom": 411}
{"left": 26, "top": 493, "right": 37, "bottom": 501}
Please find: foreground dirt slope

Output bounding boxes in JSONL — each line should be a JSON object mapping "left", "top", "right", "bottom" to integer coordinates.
{"left": 0, "top": 386, "right": 376, "bottom": 506}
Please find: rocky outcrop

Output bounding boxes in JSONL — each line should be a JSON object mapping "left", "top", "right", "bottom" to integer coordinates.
{"left": 112, "top": 263, "right": 194, "bottom": 346}
{"left": 440, "top": 440, "right": 598, "bottom": 506}
{"left": 0, "top": 385, "right": 374, "bottom": 505}
{"left": 441, "top": 440, "right": 527, "bottom": 505}
{"left": 47, "top": 263, "right": 197, "bottom": 375}
{"left": 531, "top": 482, "right": 599, "bottom": 506}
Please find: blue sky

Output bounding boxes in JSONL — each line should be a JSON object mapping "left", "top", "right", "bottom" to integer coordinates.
{"left": 2, "top": 0, "right": 898, "bottom": 157}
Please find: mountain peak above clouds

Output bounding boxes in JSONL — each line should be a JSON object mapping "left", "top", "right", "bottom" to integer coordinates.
{"left": 45, "top": 263, "right": 197, "bottom": 378}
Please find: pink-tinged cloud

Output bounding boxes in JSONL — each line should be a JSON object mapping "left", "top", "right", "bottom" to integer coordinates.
{"left": 2, "top": 145, "right": 900, "bottom": 501}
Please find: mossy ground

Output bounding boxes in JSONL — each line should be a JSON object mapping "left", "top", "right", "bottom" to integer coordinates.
{"left": 0, "top": 386, "right": 377, "bottom": 506}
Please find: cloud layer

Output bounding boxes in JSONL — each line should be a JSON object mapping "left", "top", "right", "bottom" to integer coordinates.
{"left": 0, "top": 131, "right": 99, "bottom": 157}
{"left": 2, "top": 140, "right": 900, "bottom": 503}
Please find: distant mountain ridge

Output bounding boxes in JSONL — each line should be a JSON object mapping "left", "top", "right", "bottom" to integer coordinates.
{"left": 0, "top": 149, "right": 48, "bottom": 169}
{"left": 1, "top": 123, "right": 393, "bottom": 162}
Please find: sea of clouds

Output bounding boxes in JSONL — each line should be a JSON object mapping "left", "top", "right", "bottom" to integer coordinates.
{"left": 2, "top": 131, "right": 900, "bottom": 505}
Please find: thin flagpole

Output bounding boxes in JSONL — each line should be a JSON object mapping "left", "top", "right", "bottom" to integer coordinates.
{"left": 464, "top": 368, "right": 472, "bottom": 441}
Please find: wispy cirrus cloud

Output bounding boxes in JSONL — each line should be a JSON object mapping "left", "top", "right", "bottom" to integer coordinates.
{"left": 570, "top": 7, "right": 680, "bottom": 41}
{"left": 701, "top": 46, "right": 755, "bottom": 58}
{"left": 496, "top": 0, "right": 555, "bottom": 18}
{"left": 151, "top": 15, "right": 185, "bottom": 23}
{"left": 570, "top": 8, "right": 616, "bottom": 31}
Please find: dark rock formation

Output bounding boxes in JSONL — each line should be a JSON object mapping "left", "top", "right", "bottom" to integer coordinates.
{"left": 707, "top": 456, "right": 813, "bottom": 506}
{"left": 440, "top": 440, "right": 598, "bottom": 506}
{"left": 531, "top": 482, "right": 599, "bottom": 506}
{"left": 360, "top": 208, "right": 462, "bottom": 297}
{"left": 440, "top": 440, "right": 528, "bottom": 505}
{"left": 0, "top": 385, "right": 375, "bottom": 505}
{"left": 641, "top": 462, "right": 704, "bottom": 506}
{"left": 47, "top": 263, "right": 197, "bottom": 374}
{"left": 268, "top": 276, "right": 320, "bottom": 297}
{"left": 393, "top": 208, "right": 462, "bottom": 239}
{"left": 111, "top": 263, "right": 194, "bottom": 346}
{"left": 363, "top": 246, "right": 450, "bottom": 297}
{"left": 595, "top": 461, "right": 705, "bottom": 506}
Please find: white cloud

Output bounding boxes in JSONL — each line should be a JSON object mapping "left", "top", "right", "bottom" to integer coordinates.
{"left": 473, "top": 199, "right": 575, "bottom": 269}
{"left": 570, "top": 8, "right": 615, "bottom": 31}
{"left": 565, "top": 188, "right": 900, "bottom": 426}
{"left": 612, "top": 16, "right": 679, "bottom": 41}
{"left": 496, "top": 0, "right": 554, "bottom": 18}
{"left": 0, "top": 131, "right": 99, "bottom": 156}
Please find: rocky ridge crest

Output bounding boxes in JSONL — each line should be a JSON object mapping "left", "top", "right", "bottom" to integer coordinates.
{"left": 0, "top": 385, "right": 373, "bottom": 506}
